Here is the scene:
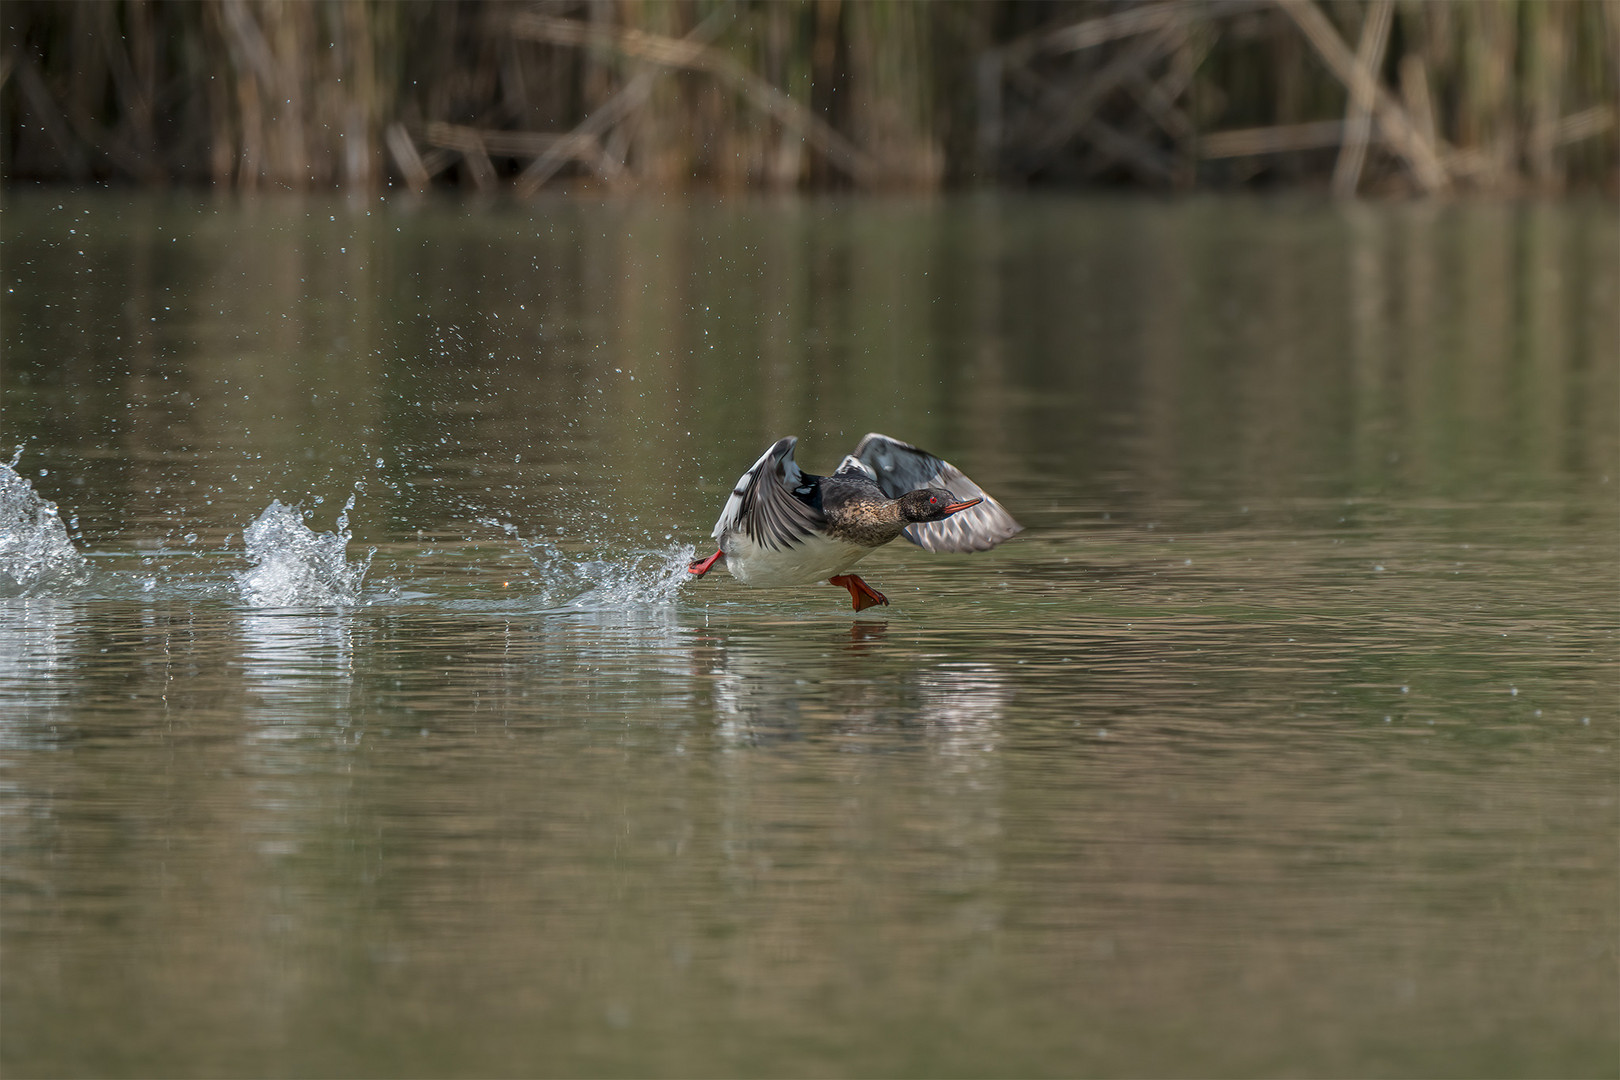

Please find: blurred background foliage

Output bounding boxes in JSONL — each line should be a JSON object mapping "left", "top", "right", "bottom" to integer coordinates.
{"left": 1, "top": 0, "right": 1616, "bottom": 196}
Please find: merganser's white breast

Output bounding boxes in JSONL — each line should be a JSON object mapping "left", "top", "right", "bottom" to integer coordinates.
{"left": 720, "top": 528, "right": 872, "bottom": 587}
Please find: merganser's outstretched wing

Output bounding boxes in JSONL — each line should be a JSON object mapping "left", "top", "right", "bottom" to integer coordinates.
{"left": 711, "top": 437, "right": 826, "bottom": 552}
{"left": 846, "top": 433, "right": 1023, "bottom": 553}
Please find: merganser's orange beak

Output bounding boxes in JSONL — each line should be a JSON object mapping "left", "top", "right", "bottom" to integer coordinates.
{"left": 940, "top": 498, "right": 983, "bottom": 516}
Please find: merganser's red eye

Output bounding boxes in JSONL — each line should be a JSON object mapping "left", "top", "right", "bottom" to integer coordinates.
{"left": 930, "top": 497, "right": 937, "bottom": 504}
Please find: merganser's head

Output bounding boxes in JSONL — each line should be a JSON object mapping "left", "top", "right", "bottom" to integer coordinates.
{"left": 898, "top": 488, "right": 983, "bottom": 523}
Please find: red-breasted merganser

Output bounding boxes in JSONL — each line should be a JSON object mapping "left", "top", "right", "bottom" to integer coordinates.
{"left": 688, "top": 433, "right": 1023, "bottom": 611}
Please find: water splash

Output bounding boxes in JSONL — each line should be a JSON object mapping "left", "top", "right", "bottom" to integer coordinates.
{"left": 479, "top": 518, "right": 693, "bottom": 609}
{"left": 567, "top": 542, "right": 696, "bottom": 609}
{"left": 0, "top": 450, "right": 90, "bottom": 597}
{"left": 236, "top": 499, "right": 373, "bottom": 608}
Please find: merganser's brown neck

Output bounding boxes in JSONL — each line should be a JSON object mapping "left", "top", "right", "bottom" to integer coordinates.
{"left": 819, "top": 477, "right": 984, "bottom": 549}
{"left": 822, "top": 489, "right": 911, "bottom": 548}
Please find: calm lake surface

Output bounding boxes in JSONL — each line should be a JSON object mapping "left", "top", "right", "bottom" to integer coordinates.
{"left": 2, "top": 191, "right": 1616, "bottom": 1077}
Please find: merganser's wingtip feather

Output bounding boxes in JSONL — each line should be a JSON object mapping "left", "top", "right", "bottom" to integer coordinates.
{"left": 709, "top": 436, "right": 823, "bottom": 552}
{"left": 851, "top": 434, "right": 1024, "bottom": 553}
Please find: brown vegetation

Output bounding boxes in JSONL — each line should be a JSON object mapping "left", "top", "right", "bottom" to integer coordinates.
{"left": 2, "top": 0, "right": 1616, "bottom": 196}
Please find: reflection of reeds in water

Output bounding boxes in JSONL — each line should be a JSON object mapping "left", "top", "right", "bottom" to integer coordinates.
{"left": 3, "top": 1, "right": 1615, "bottom": 195}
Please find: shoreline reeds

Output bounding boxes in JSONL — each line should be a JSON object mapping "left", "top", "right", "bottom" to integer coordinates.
{"left": 2, "top": 0, "right": 1615, "bottom": 197}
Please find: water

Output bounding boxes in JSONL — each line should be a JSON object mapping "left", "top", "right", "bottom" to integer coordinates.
{"left": 3, "top": 192, "right": 1616, "bottom": 1077}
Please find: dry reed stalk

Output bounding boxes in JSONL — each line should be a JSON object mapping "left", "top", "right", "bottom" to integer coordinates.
{"left": 1199, "top": 118, "right": 1346, "bottom": 157}
{"left": 10, "top": 2, "right": 156, "bottom": 183}
{"left": 385, "top": 122, "right": 431, "bottom": 192}
{"left": 455, "top": 128, "right": 497, "bottom": 191}
{"left": 1270, "top": 1, "right": 1309, "bottom": 130}
{"left": 514, "top": 77, "right": 643, "bottom": 193}
{"left": 583, "top": 0, "right": 616, "bottom": 115}
{"left": 201, "top": 1, "right": 236, "bottom": 185}
{"left": 608, "top": 0, "right": 684, "bottom": 189}
{"left": 1080, "top": 115, "right": 1177, "bottom": 182}
{"left": 1551, "top": 105, "right": 1616, "bottom": 146}
{"left": 208, "top": 0, "right": 392, "bottom": 191}
{"left": 13, "top": 54, "right": 89, "bottom": 178}
{"left": 1123, "top": 38, "right": 1197, "bottom": 142}
{"left": 1054, "top": 17, "right": 1201, "bottom": 182}
{"left": 385, "top": 122, "right": 457, "bottom": 191}
{"left": 845, "top": 0, "right": 941, "bottom": 187}
{"left": 218, "top": 0, "right": 272, "bottom": 188}
{"left": 1331, "top": 0, "right": 1391, "bottom": 198}
{"left": 338, "top": 0, "right": 382, "bottom": 190}
{"left": 98, "top": 0, "right": 156, "bottom": 171}
{"left": 508, "top": 7, "right": 732, "bottom": 195}
{"left": 987, "top": 1, "right": 1259, "bottom": 185}
{"left": 1397, "top": 54, "right": 1437, "bottom": 156}
{"left": 426, "top": 122, "right": 604, "bottom": 162}
{"left": 1164, "top": 25, "right": 1216, "bottom": 185}
{"left": 266, "top": 2, "right": 312, "bottom": 188}
{"left": 759, "top": 2, "right": 810, "bottom": 188}
{"left": 975, "top": 49, "right": 1003, "bottom": 178}
{"left": 1275, "top": 0, "right": 1451, "bottom": 193}
{"left": 1025, "top": 26, "right": 1184, "bottom": 164}
{"left": 510, "top": 10, "right": 875, "bottom": 186}
{"left": 1001, "top": 2, "right": 1187, "bottom": 66}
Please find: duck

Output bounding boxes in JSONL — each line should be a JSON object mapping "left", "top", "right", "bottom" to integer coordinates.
{"left": 688, "top": 433, "right": 1023, "bottom": 611}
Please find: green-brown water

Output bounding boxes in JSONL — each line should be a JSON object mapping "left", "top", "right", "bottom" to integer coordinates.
{"left": 3, "top": 192, "right": 1616, "bottom": 1077}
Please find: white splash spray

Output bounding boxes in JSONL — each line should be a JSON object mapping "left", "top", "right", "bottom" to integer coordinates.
{"left": 478, "top": 517, "right": 693, "bottom": 609}
{"left": 0, "top": 449, "right": 89, "bottom": 597}
{"left": 236, "top": 498, "right": 373, "bottom": 608}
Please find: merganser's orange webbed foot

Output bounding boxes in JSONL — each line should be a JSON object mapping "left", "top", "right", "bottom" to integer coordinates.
{"left": 689, "top": 550, "right": 725, "bottom": 576}
{"left": 829, "top": 574, "right": 888, "bottom": 612}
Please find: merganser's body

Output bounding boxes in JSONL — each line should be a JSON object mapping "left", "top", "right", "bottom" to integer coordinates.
{"left": 688, "top": 433, "right": 1022, "bottom": 610}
